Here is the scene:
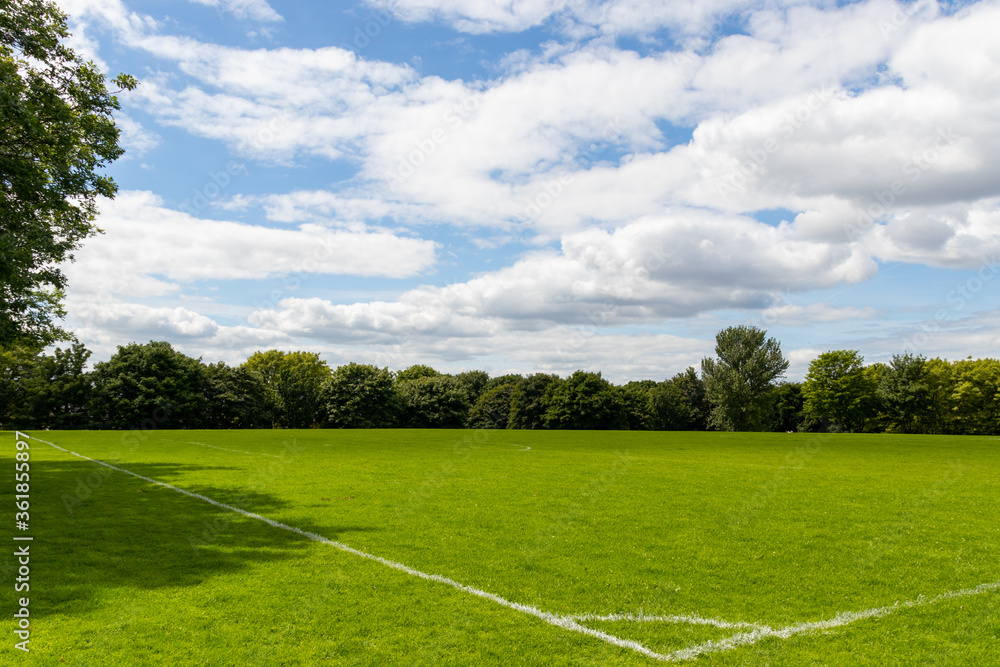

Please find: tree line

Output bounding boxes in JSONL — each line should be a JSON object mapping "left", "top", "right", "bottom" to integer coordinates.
{"left": 1, "top": 326, "right": 998, "bottom": 435}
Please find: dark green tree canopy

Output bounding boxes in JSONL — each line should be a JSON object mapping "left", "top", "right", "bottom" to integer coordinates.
{"left": 322, "top": 363, "right": 398, "bottom": 429}
{"left": 242, "top": 350, "right": 331, "bottom": 428}
{"left": 877, "top": 353, "right": 933, "bottom": 434}
{"left": 542, "top": 370, "right": 625, "bottom": 430}
{"left": 507, "top": 373, "right": 560, "bottom": 430}
{"left": 395, "top": 364, "right": 440, "bottom": 383}
{"left": 397, "top": 375, "right": 470, "bottom": 428}
{"left": 453, "top": 370, "right": 490, "bottom": 405}
{"left": 468, "top": 383, "right": 516, "bottom": 429}
{"left": 202, "top": 362, "right": 275, "bottom": 429}
{"left": 88, "top": 341, "right": 206, "bottom": 430}
{"left": 701, "top": 325, "right": 789, "bottom": 431}
{"left": 802, "top": 350, "right": 876, "bottom": 432}
{"left": 1, "top": 0, "right": 136, "bottom": 346}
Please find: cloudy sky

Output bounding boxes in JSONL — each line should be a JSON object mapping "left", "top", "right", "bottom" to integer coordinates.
{"left": 55, "top": 0, "right": 1000, "bottom": 381}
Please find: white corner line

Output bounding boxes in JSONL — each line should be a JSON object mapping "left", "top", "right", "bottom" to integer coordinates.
{"left": 665, "top": 581, "right": 1000, "bottom": 662}
{"left": 567, "top": 612, "right": 765, "bottom": 631}
{"left": 26, "top": 434, "right": 669, "bottom": 662}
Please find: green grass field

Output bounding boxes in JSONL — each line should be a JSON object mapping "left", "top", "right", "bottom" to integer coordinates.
{"left": 2, "top": 429, "right": 998, "bottom": 665}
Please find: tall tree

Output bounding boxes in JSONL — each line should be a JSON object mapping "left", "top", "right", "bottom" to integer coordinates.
{"left": 507, "top": 373, "right": 560, "bottom": 429}
{"left": 947, "top": 358, "right": 1000, "bottom": 435}
{"left": 701, "top": 325, "right": 789, "bottom": 431}
{"left": 0, "top": 343, "right": 40, "bottom": 426}
{"left": 649, "top": 381, "right": 703, "bottom": 431}
{"left": 877, "top": 353, "right": 933, "bottom": 434}
{"left": 15, "top": 341, "right": 91, "bottom": 428}
{"left": 663, "top": 367, "right": 710, "bottom": 430}
{"left": 542, "top": 371, "right": 625, "bottom": 430}
{"left": 468, "top": 383, "right": 516, "bottom": 429}
{"left": 89, "top": 341, "right": 206, "bottom": 430}
{"left": 453, "top": 370, "right": 490, "bottom": 406}
{"left": 619, "top": 380, "right": 657, "bottom": 430}
{"left": 395, "top": 364, "right": 440, "bottom": 383}
{"left": 242, "top": 350, "right": 330, "bottom": 428}
{"left": 202, "top": 362, "right": 275, "bottom": 429}
{"left": 1, "top": 0, "right": 136, "bottom": 346}
{"left": 396, "top": 375, "right": 470, "bottom": 428}
{"left": 802, "top": 350, "right": 876, "bottom": 432}
{"left": 322, "top": 363, "right": 398, "bottom": 428}
{"left": 771, "top": 382, "right": 807, "bottom": 432}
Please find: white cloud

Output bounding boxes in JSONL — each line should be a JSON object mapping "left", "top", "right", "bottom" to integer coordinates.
{"left": 186, "top": 0, "right": 283, "bottom": 23}
{"left": 62, "top": 191, "right": 439, "bottom": 300}
{"left": 759, "top": 303, "right": 880, "bottom": 327}
{"left": 76, "top": 303, "right": 220, "bottom": 338}
{"left": 366, "top": 0, "right": 829, "bottom": 39}
{"left": 248, "top": 210, "right": 877, "bottom": 348}
{"left": 868, "top": 200, "right": 1000, "bottom": 269}
{"left": 114, "top": 113, "right": 161, "bottom": 157}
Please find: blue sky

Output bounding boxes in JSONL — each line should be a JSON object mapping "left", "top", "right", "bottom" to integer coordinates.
{"left": 56, "top": 0, "right": 1000, "bottom": 381}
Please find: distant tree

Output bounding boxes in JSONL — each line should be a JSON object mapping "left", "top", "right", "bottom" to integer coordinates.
{"left": 771, "top": 382, "right": 808, "bottom": 432}
{"left": 16, "top": 341, "right": 91, "bottom": 429}
{"left": 89, "top": 341, "right": 207, "bottom": 429}
{"left": 507, "top": 373, "right": 560, "bottom": 429}
{"left": 701, "top": 326, "right": 789, "bottom": 431}
{"left": 0, "top": 344, "right": 38, "bottom": 427}
{"left": 619, "top": 380, "right": 657, "bottom": 430}
{"left": 322, "top": 363, "right": 398, "bottom": 428}
{"left": 454, "top": 370, "right": 490, "bottom": 406}
{"left": 947, "top": 358, "right": 1000, "bottom": 435}
{"left": 649, "top": 381, "right": 703, "bottom": 430}
{"left": 242, "top": 350, "right": 331, "bottom": 428}
{"left": 486, "top": 373, "right": 523, "bottom": 390}
{"left": 802, "top": 350, "right": 877, "bottom": 432}
{"left": 542, "top": 370, "right": 626, "bottom": 430}
{"left": 202, "top": 362, "right": 275, "bottom": 429}
{"left": 395, "top": 364, "right": 441, "bottom": 383}
{"left": 468, "top": 383, "right": 515, "bottom": 429}
{"left": 877, "top": 353, "right": 933, "bottom": 434}
{"left": 923, "top": 358, "right": 956, "bottom": 434}
{"left": 0, "top": 0, "right": 137, "bottom": 346}
{"left": 397, "top": 375, "right": 470, "bottom": 428}
{"left": 663, "top": 367, "right": 710, "bottom": 430}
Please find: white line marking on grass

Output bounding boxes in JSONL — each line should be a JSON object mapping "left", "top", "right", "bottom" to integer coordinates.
{"left": 26, "top": 435, "right": 670, "bottom": 662}
{"left": 664, "top": 581, "right": 1000, "bottom": 662}
{"left": 513, "top": 445, "right": 531, "bottom": 451}
{"left": 568, "top": 612, "right": 765, "bottom": 631}
{"left": 171, "top": 439, "right": 282, "bottom": 458}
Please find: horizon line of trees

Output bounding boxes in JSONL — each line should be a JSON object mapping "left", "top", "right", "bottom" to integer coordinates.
{"left": 1, "top": 326, "right": 998, "bottom": 436}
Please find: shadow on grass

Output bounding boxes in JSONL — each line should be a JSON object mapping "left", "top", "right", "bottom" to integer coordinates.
{"left": 2, "top": 458, "right": 377, "bottom": 620}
